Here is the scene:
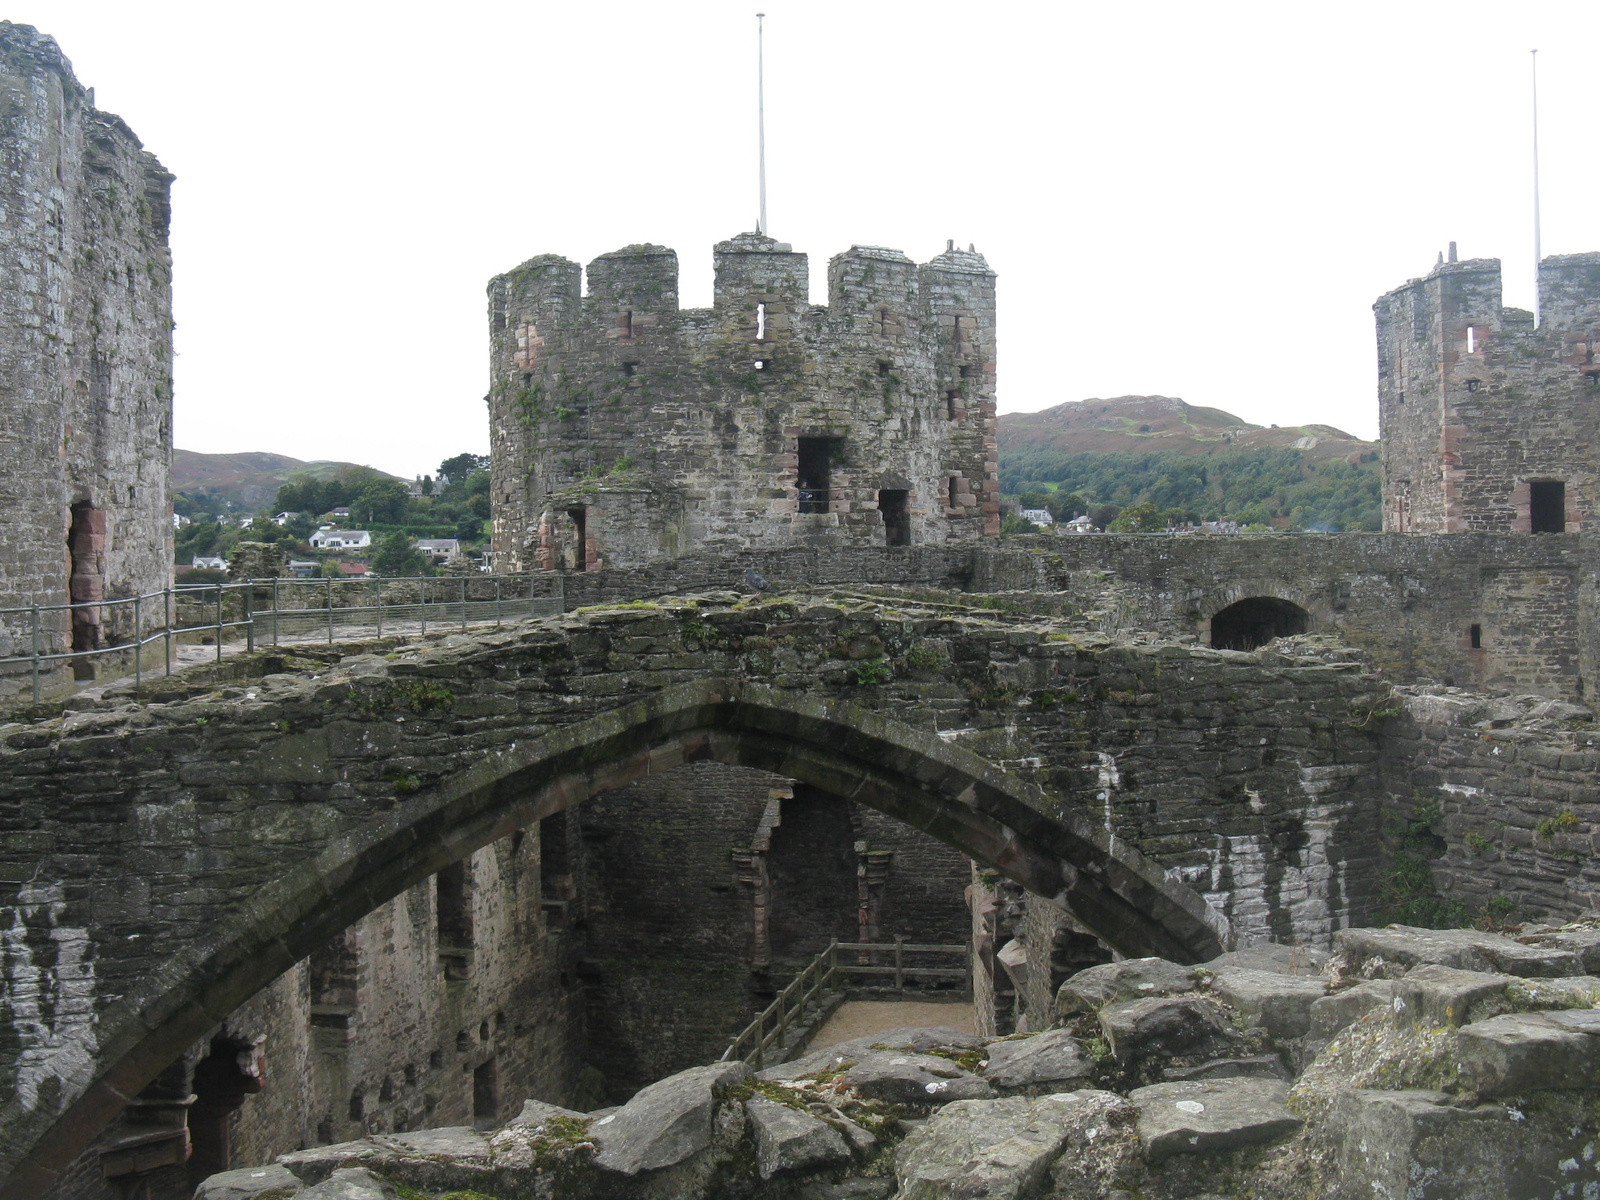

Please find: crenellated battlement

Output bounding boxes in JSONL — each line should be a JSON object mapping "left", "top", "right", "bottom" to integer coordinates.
{"left": 487, "top": 233, "right": 1000, "bottom": 571}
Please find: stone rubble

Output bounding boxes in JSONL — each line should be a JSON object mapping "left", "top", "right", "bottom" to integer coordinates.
{"left": 198, "top": 919, "right": 1600, "bottom": 1200}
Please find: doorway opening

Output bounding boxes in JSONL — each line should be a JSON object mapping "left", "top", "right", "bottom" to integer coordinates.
{"left": 1209, "top": 597, "right": 1310, "bottom": 651}
{"left": 566, "top": 506, "right": 588, "bottom": 569}
{"left": 797, "top": 438, "right": 840, "bottom": 514}
{"left": 1530, "top": 480, "right": 1566, "bottom": 533}
{"left": 879, "top": 490, "right": 910, "bottom": 546}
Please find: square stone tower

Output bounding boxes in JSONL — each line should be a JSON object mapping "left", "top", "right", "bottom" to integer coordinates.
{"left": 0, "top": 23, "right": 174, "bottom": 691}
{"left": 486, "top": 233, "right": 999, "bottom": 571}
{"left": 1376, "top": 251, "right": 1600, "bottom": 533}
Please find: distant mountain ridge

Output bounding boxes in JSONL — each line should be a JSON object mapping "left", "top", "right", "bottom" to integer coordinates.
{"left": 173, "top": 450, "right": 403, "bottom": 509}
{"left": 997, "top": 395, "right": 1376, "bottom": 461}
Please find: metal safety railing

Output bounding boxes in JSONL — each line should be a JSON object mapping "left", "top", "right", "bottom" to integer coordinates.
{"left": 0, "top": 573, "right": 566, "bottom": 703}
{"left": 721, "top": 938, "right": 971, "bottom": 1070}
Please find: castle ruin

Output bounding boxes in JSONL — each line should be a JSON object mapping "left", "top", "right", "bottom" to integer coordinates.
{"left": 487, "top": 233, "right": 1000, "bottom": 571}
{"left": 0, "top": 22, "right": 174, "bottom": 690}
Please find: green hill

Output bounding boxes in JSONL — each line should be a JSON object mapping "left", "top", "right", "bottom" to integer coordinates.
{"left": 173, "top": 450, "right": 404, "bottom": 510}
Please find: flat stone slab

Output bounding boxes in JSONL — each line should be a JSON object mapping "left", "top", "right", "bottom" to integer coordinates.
{"left": 842, "top": 1051, "right": 995, "bottom": 1105}
{"left": 1335, "top": 926, "right": 1581, "bottom": 978}
{"left": 745, "top": 1096, "right": 851, "bottom": 1179}
{"left": 370, "top": 1127, "right": 489, "bottom": 1161}
{"left": 295, "top": 1169, "right": 394, "bottom": 1200}
{"left": 1456, "top": 1009, "right": 1600, "bottom": 1095}
{"left": 1128, "top": 1078, "right": 1301, "bottom": 1161}
{"left": 1100, "top": 995, "right": 1234, "bottom": 1064}
{"left": 195, "top": 1164, "right": 302, "bottom": 1200}
{"left": 278, "top": 1142, "right": 385, "bottom": 1185}
{"left": 1519, "top": 926, "right": 1600, "bottom": 973}
{"left": 1204, "top": 943, "right": 1328, "bottom": 976}
{"left": 895, "top": 1093, "right": 1106, "bottom": 1200}
{"left": 1162, "top": 1055, "right": 1290, "bottom": 1083}
{"left": 1393, "top": 964, "right": 1511, "bottom": 1027}
{"left": 1308, "top": 979, "right": 1399, "bottom": 1039}
{"left": 1057, "top": 957, "right": 1200, "bottom": 1016}
{"left": 592, "top": 1060, "right": 751, "bottom": 1175}
{"left": 761, "top": 1026, "right": 984, "bottom": 1082}
{"left": 982, "top": 1030, "right": 1093, "bottom": 1092}
{"left": 505, "top": 1098, "right": 588, "bottom": 1130}
{"left": 1206, "top": 966, "right": 1328, "bottom": 1041}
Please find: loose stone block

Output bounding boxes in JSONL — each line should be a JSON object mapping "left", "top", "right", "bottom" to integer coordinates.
{"left": 1128, "top": 1078, "right": 1301, "bottom": 1161}
{"left": 744, "top": 1096, "right": 851, "bottom": 1179}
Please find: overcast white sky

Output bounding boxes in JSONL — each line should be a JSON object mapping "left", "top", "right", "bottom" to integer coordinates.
{"left": 19, "top": 0, "right": 1600, "bottom": 478}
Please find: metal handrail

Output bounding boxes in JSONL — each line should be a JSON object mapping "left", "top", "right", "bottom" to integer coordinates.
{"left": 720, "top": 938, "right": 971, "bottom": 1069}
{"left": 0, "top": 572, "right": 565, "bottom": 703}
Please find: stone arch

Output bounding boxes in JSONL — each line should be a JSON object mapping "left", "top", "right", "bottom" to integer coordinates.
{"left": 1209, "top": 596, "right": 1312, "bottom": 651}
{"left": 4, "top": 681, "right": 1227, "bottom": 1196}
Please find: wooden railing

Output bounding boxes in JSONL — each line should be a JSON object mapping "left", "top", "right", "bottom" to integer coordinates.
{"left": 721, "top": 938, "right": 970, "bottom": 1069}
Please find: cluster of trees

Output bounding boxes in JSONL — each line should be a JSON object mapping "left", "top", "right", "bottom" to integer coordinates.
{"left": 174, "top": 454, "right": 494, "bottom": 575}
{"left": 1000, "top": 447, "right": 1382, "bottom": 532}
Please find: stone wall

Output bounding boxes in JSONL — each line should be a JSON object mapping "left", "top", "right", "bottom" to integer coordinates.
{"left": 487, "top": 235, "right": 1000, "bottom": 571}
{"left": 1376, "top": 251, "right": 1600, "bottom": 534}
{"left": 0, "top": 22, "right": 173, "bottom": 697}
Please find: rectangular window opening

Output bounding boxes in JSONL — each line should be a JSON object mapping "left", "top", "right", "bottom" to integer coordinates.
{"left": 1470, "top": 623, "right": 1483, "bottom": 649}
{"left": 473, "top": 1057, "right": 499, "bottom": 1126}
{"left": 437, "top": 860, "right": 474, "bottom": 981}
{"left": 958, "top": 364, "right": 974, "bottom": 380}
{"left": 948, "top": 476, "right": 961, "bottom": 508}
{"left": 1467, "top": 325, "right": 1477, "bottom": 353}
{"left": 620, "top": 310, "right": 634, "bottom": 340}
{"left": 879, "top": 489, "right": 910, "bottom": 546}
{"left": 755, "top": 302, "right": 767, "bottom": 342}
{"left": 797, "top": 438, "right": 840, "bottom": 514}
{"left": 567, "top": 507, "right": 588, "bottom": 570}
{"left": 1530, "top": 480, "right": 1566, "bottom": 533}
{"left": 621, "top": 361, "right": 637, "bottom": 376}
{"left": 946, "top": 389, "right": 961, "bottom": 420}
{"left": 877, "top": 360, "right": 892, "bottom": 377}
{"left": 539, "top": 814, "right": 570, "bottom": 902}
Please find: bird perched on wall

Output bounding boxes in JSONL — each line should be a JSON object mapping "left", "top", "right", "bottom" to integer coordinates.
{"left": 744, "top": 567, "right": 771, "bottom": 593}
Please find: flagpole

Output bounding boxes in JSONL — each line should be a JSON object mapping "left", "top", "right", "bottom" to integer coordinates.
{"left": 1532, "top": 48, "right": 1542, "bottom": 326}
{"left": 757, "top": 13, "right": 768, "bottom": 236}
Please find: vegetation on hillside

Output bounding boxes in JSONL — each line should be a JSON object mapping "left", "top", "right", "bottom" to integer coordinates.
{"left": 1001, "top": 446, "right": 1382, "bottom": 532}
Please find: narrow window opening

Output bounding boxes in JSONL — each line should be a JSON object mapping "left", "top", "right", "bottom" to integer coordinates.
{"left": 436, "top": 860, "right": 474, "bottom": 980}
{"left": 1466, "top": 325, "right": 1477, "bottom": 353}
{"left": 540, "top": 814, "right": 571, "bottom": 900}
{"left": 1465, "top": 378, "right": 1482, "bottom": 393}
{"left": 620, "top": 310, "right": 634, "bottom": 340}
{"left": 878, "top": 307, "right": 891, "bottom": 337}
{"left": 797, "top": 437, "right": 840, "bottom": 515}
{"left": 958, "top": 364, "right": 974, "bottom": 380}
{"left": 755, "top": 302, "right": 767, "bottom": 341}
{"left": 349, "top": 1088, "right": 365, "bottom": 1124}
{"left": 621, "top": 361, "right": 637, "bottom": 376}
{"left": 566, "top": 506, "right": 588, "bottom": 570}
{"left": 1397, "top": 390, "right": 1405, "bottom": 405}
{"left": 877, "top": 360, "right": 892, "bottom": 377}
{"left": 1470, "top": 624, "right": 1483, "bottom": 649}
{"left": 521, "top": 373, "right": 533, "bottom": 387}
{"left": 948, "top": 476, "right": 961, "bottom": 508}
{"left": 946, "top": 389, "right": 961, "bottom": 420}
{"left": 1530, "top": 480, "right": 1566, "bottom": 533}
{"left": 753, "top": 359, "right": 765, "bottom": 370}
{"left": 879, "top": 489, "right": 910, "bottom": 546}
{"left": 473, "top": 1058, "right": 500, "bottom": 1128}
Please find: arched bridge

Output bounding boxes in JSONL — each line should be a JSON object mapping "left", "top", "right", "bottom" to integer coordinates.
{"left": 0, "top": 592, "right": 1385, "bottom": 1194}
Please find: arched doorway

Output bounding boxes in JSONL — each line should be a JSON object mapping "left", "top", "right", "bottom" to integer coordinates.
{"left": 1209, "top": 597, "right": 1310, "bottom": 650}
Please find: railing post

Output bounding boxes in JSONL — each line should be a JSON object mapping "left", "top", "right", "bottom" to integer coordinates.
{"left": 245, "top": 585, "right": 254, "bottom": 653}
{"left": 495, "top": 577, "right": 502, "bottom": 627}
{"left": 164, "top": 588, "right": 172, "bottom": 675}
{"left": 894, "top": 935, "right": 905, "bottom": 993}
{"left": 753, "top": 1012, "right": 764, "bottom": 1072}
{"left": 326, "top": 576, "right": 334, "bottom": 645}
{"left": 421, "top": 576, "right": 428, "bottom": 637}
{"left": 214, "top": 586, "right": 223, "bottom": 662}
{"left": 461, "top": 576, "right": 468, "bottom": 631}
{"left": 30, "top": 604, "right": 40, "bottom": 704}
{"left": 134, "top": 593, "right": 143, "bottom": 687}
{"left": 272, "top": 578, "right": 280, "bottom": 647}
{"left": 376, "top": 585, "right": 384, "bottom": 638}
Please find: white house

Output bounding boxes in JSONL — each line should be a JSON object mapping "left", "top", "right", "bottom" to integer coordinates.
{"left": 414, "top": 538, "right": 461, "bottom": 564}
{"left": 190, "top": 556, "right": 227, "bottom": 571}
{"left": 1064, "top": 514, "right": 1097, "bottom": 534}
{"left": 1018, "top": 508, "right": 1054, "bottom": 527}
{"left": 309, "top": 529, "right": 372, "bottom": 551}
{"left": 273, "top": 511, "right": 302, "bottom": 525}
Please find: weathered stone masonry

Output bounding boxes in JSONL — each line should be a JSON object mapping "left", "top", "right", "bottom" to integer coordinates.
{"left": 487, "top": 234, "right": 1000, "bottom": 571}
{"left": 0, "top": 23, "right": 174, "bottom": 694}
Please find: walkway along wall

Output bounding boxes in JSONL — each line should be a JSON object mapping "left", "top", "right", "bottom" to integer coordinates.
{"left": 0, "top": 595, "right": 1390, "bottom": 1194}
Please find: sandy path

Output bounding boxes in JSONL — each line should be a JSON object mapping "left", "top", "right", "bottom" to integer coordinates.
{"left": 808, "top": 1000, "right": 976, "bottom": 1051}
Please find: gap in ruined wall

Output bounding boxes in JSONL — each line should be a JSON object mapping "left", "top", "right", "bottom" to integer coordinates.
{"left": 1209, "top": 596, "right": 1310, "bottom": 651}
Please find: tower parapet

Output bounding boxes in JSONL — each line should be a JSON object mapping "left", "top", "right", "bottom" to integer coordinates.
{"left": 1376, "top": 251, "right": 1600, "bottom": 534}
{"left": 488, "top": 234, "right": 999, "bottom": 571}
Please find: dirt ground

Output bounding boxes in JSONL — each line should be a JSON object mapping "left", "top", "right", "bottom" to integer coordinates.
{"left": 808, "top": 1000, "right": 976, "bottom": 1051}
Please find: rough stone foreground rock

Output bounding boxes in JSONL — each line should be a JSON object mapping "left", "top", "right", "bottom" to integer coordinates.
{"left": 983, "top": 1029, "right": 1094, "bottom": 1092}
{"left": 1455, "top": 1008, "right": 1600, "bottom": 1095}
{"left": 296, "top": 1169, "right": 394, "bottom": 1200}
{"left": 1518, "top": 924, "right": 1600, "bottom": 972}
{"left": 1100, "top": 995, "right": 1236, "bottom": 1064}
{"left": 744, "top": 1097, "right": 852, "bottom": 1179}
{"left": 841, "top": 1051, "right": 995, "bottom": 1105}
{"left": 505, "top": 1098, "right": 588, "bottom": 1129}
{"left": 592, "top": 1060, "right": 751, "bottom": 1175}
{"left": 279, "top": 1129, "right": 490, "bottom": 1185}
{"left": 1334, "top": 925, "right": 1582, "bottom": 978}
{"left": 1392, "top": 963, "right": 1512, "bottom": 1027}
{"left": 1206, "top": 966, "right": 1328, "bottom": 1042}
{"left": 1162, "top": 1055, "right": 1290, "bottom": 1082}
{"left": 1056, "top": 957, "right": 1200, "bottom": 1016}
{"left": 1307, "top": 978, "right": 1398, "bottom": 1039}
{"left": 1129, "top": 1078, "right": 1302, "bottom": 1161}
{"left": 194, "top": 1163, "right": 302, "bottom": 1200}
{"left": 895, "top": 1093, "right": 1106, "bottom": 1200}
{"left": 1205, "top": 943, "right": 1328, "bottom": 976}
{"left": 1326, "top": 1088, "right": 1600, "bottom": 1200}
{"left": 759, "top": 1026, "right": 984, "bottom": 1081}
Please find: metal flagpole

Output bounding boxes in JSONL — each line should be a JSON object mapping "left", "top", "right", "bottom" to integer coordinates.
{"left": 757, "top": 13, "right": 768, "bottom": 236}
{"left": 1532, "top": 49, "right": 1542, "bottom": 327}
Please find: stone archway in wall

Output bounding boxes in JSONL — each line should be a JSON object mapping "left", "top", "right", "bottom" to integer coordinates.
{"left": 0, "top": 681, "right": 1229, "bottom": 1198}
{"left": 1209, "top": 596, "right": 1311, "bottom": 651}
